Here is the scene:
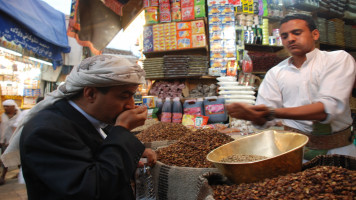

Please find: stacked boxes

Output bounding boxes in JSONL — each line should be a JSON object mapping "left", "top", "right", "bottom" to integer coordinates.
{"left": 171, "top": 0, "right": 182, "bottom": 21}
{"left": 143, "top": 26, "right": 154, "bottom": 52}
{"left": 194, "top": 0, "right": 206, "bottom": 18}
{"left": 144, "top": 20, "right": 206, "bottom": 52}
{"left": 181, "top": 0, "right": 195, "bottom": 21}
{"left": 159, "top": 0, "right": 172, "bottom": 22}
{"left": 153, "top": 24, "right": 166, "bottom": 51}
{"left": 191, "top": 20, "right": 206, "bottom": 47}
{"left": 177, "top": 21, "right": 192, "bottom": 49}
{"left": 164, "top": 22, "right": 178, "bottom": 50}
{"left": 207, "top": 3, "right": 236, "bottom": 75}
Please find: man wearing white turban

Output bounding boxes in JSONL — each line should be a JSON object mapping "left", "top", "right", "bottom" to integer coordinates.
{"left": 0, "top": 99, "right": 21, "bottom": 185}
{"left": 2, "top": 55, "right": 156, "bottom": 199}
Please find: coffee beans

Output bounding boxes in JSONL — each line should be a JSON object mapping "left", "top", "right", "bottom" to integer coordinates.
{"left": 157, "top": 129, "right": 234, "bottom": 168}
{"left": 212, "top": 166, "right": 356, "bottom": 199}
{"left": 220, "top": 154, "right": 268, "bottom": 163}
{"left": 136, "top": 122, "right": 192, "bottom": 142}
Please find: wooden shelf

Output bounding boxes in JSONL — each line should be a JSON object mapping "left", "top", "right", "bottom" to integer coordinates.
{"left": 143, "top": 46, "right": 209, "bottom": 58}
{"left": 245, "top": 44, "right": 284, "bottom": 52}
{"left": 319, "top": 43, "right": 356, "bottom": 52}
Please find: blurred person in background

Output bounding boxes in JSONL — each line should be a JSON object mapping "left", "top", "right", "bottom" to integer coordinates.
{"left": 0, "top": 99, "right": 21, "bottom": 185}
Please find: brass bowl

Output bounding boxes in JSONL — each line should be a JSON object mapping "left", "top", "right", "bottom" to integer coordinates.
{"left": 206, "top": 130, "right": 309, "bottom": 184}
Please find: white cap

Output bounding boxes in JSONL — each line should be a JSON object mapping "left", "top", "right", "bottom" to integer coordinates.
{"left": 3, "top": 99, "right": 17, "bottom": 106}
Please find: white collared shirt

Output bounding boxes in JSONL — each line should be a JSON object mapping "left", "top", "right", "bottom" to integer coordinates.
{"left": 68, "top": 100, "right": 108, "bottom": 138}
{"left": 256, "top": 48, "right": 356, "bottom": 133}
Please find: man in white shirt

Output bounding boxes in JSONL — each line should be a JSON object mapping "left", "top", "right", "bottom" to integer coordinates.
{"left": 0, "top": 99, "right": 21, "bottom": 185}
{"left": 226, "top": 14, "right": 356, "bottom": 161}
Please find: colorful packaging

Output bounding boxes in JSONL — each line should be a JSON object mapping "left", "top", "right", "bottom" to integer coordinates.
{"left": 171, "top": 2, "right": 181, "bottom": 21}
{"left": 226, "top": 60, "right": 237, "bottom": 76}
{"left": 159, "top": 3, "right": 172, "bottom": 22}
{"left": 191, "top": 20, "right": 205, "bottom": 34}
{"left": 143, "top": 26, "right": 154, "bottom": 52}
{"left": 195, "top": 0, "right": 205, "bottom": 5}
{"left": 176, "top": 21, "right": 191, "bottom": 30}
{"left": 192, "top": 34, "right": 206, "bottom": 47}
{"left": 143, "top": 0, "right": 150, "bottom": 8}
{"left": 177, "top": 37, "right": 191, "bottom": 49}
{"left": 143, "top": 96, "right": 156, "bottom": 108}
{"left": 195, "top": 5, "right": 206, "bottom": 18}
{"left": 159, "top": 0, "right": 170, "bottom": 3}
{"left": 177, "top": 30, "right": 192, "bottom": 38}
{"left": 145, "top": 7, "right": 159, "bottom": 24}
{"left": 150, "top": 0, "right": 159, "bottom": 6}
{"left": 182, "top": 6, "right": 195, "bottom": 21}
{"left": 181, "top": 0, "right": 194, "bottom": 7}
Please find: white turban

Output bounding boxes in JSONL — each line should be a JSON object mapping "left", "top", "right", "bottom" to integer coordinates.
{"left": 1, "top": 54, "right": 146, "bottom": 167}
{"left": 3, "top": 99, "right": 17, "bottom": 106}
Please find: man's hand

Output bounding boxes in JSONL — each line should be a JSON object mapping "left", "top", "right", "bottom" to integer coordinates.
{"left": 115, "top": 106, "right": 148, "bottom": 130}
{"left": 138, "top": 148, "right": 157, "bottom": 168}
{"left": 226, "top": 103, "right": 270, "bottom": 126}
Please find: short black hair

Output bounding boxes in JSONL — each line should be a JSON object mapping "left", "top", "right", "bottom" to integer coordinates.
{"left": 280, "top": 14, "right": 317, "bottom": 31}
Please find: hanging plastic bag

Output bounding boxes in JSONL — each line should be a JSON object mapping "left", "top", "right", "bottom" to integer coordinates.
{"left": 135, "top": 161, "right": 156, "bottom": 200}
{"left": 242, "top": 50, "right": 253, "bottom": 74}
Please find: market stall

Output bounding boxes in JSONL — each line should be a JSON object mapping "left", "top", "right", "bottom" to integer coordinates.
{"left": 0, "top": 0, "right": 70, "bottom": 109}
{"left": 131, "top": 0, "right": 356, "bottom": 199}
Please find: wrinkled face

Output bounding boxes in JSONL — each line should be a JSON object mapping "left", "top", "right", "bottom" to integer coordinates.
{"left": 280, "top": 19, "right": 319, "bottom": 57}
{"left": 91, "top": 85, "right": 138, "bottom": 124}
{"left": 3, "top": 105, "right": 16, "bottom": 115}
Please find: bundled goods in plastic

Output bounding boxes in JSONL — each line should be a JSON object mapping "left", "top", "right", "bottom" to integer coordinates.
{"left": 143, "top": 57, "right": 164, "bottom": 78}
{"left": 188, "top": 83, "right": 217, "bottom": 97}
{"left": 135, "top": 165, "right": 156, "bottom": 200}
{"left": 162, "top": 55, "right": 208, "bottom": 77}
{"left": 217, "top": 76, "right": 256, "bottom": 105}
{"left": 149, "top": 80, "right": 185, "bottom": 99}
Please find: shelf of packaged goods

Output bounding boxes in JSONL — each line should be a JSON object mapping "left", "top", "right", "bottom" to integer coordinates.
{"left": 144, "top": 17, "right": 208, "bottom": 27}
{"left": 319, "top": 43, "right": 356, "bottom": 52}
{"left": 245, "top": 44, "right": 284, "bottom": 52}
{"left": 143, "top": 46, "right": 209, "bottom": 58}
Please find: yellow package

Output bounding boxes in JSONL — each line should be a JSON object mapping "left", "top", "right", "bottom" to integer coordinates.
{"left": 192, "top": 34, "right": 206, "bottom": 47}
{"left": 191, "top": 20, "right": 205, "bottom": 34}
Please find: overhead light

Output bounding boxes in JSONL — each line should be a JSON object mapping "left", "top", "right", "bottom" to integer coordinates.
{"left": 0, "top": 46, "right": 22, "bottom": 57}
{"left": 28, "top": 57, "right": 53, "bottom": 66}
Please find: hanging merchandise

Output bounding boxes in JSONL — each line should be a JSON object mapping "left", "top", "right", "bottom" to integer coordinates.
{"left": 242, "top": 50, "right": 253, "bottom": 74}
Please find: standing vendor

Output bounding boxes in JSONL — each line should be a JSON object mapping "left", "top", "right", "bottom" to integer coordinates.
{"left": 226, "top": 14, "right": 356, "bottom": 161}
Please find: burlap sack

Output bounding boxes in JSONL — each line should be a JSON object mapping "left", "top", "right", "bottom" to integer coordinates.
{"left": 151, "top": 161, "right": 219, "bottom": 200}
